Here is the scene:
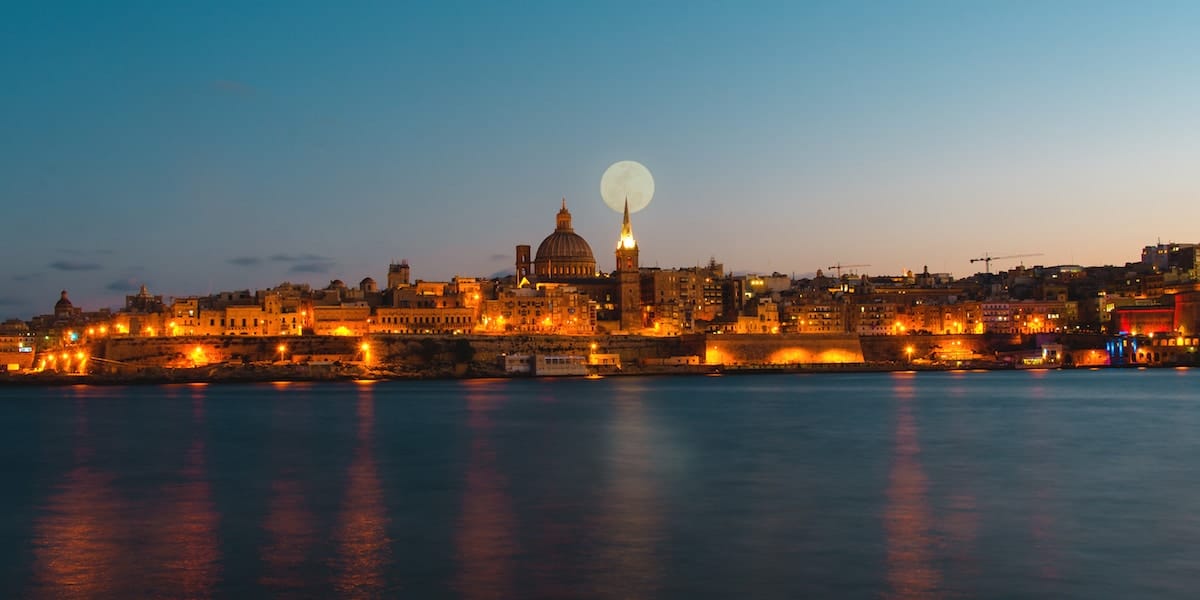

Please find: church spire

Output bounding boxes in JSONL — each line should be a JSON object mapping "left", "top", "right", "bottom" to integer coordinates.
{"left": 618, "top": 197, "right": 636, "bottom": 250}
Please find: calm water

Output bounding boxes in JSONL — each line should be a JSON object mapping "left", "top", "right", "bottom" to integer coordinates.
{"left": 2, "top": 370, "right": 1200, "bottom": 598}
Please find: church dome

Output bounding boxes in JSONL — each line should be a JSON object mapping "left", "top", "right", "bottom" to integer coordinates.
{"left": 534, "top": 199, "right": 596, "bottom": 279}
{"left": 55, "top": 290, "right": 73, "bottom": 311}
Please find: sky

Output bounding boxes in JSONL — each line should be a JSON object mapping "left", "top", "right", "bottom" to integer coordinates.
{"left": 3, "top": 1, "right": 1199, "bottom": 319}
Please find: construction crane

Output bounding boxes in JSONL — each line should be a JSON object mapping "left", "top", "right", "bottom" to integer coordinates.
{"left": 970, "top": 253, "right": 1043, "bottom": 274}
{"left": 828, "top": 263, "right": 871, "bottom": 278}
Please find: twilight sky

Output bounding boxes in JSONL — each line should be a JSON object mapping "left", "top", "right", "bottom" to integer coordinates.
{"left": 3, "top": 1, "right": 1199, "bottom": 319}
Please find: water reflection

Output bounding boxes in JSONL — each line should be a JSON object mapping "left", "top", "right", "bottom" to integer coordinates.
{"left": 30, "top": 387, "right": 223, "bottom": 598}
{"left": 259, "top": 397, "right": 318, "bottom": 593}
{"left": 31, "top": 398, "right": 125, "bottom": 599}
{"left": 148, "top": 386, "right": 220, "bottom": 596}
{"left": 330, "top": 384, "right": 391, "bottom": 596}
{"left": 1027, "top": 383, "right": 1060, "bottom": 580}
{"left": 594, "top": 396, "right": 661, "bottom": 598}
{"left": 884, "top": 375, "right": 940, "bottom": 599}
{"left": 455, "top": 383, "right": 515, "bottom": 600}
{"left": 943, "top": 382, "right": 979, "bottom": 582}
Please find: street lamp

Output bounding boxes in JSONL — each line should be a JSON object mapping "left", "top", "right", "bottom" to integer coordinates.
{"left": 905, "top": 345, "right": 914, "bottom": 364}
{"left": 277, "top": 344, "right": 287, "bottom": 362}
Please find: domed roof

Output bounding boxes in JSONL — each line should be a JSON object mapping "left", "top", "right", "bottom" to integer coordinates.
{"left": 360, "top": 277, "right": 376, "bottom": 286}
{"left": 536, "top": 231, "right": 595, "bottom": 263}
{"left": 534, "top": 199, "right": 595, "bottom": 264}
{"left": 55, "top": 290, "right": 73, "bottom": 310}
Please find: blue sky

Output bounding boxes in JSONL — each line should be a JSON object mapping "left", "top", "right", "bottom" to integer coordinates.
{"left": 3, "top": 1, "right": 1199, "bottom": 319}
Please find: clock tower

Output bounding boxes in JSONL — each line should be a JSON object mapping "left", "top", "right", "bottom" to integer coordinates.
{"left": 615, "top": 199, "right": 641, "bottom": 331}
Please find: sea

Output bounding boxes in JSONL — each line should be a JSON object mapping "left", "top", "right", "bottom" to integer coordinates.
{"left": 2, "top": 369, "right": 1199, "bottom": 599}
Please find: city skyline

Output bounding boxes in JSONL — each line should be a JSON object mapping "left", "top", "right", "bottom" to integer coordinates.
{"left": 4, "top": 2, "right": 1200, "bottom": 318}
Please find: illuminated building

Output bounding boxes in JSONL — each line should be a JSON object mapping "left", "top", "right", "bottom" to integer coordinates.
{"left": 512, "top": 199, "right": 647, "bottom": 331}
{"left": 477, "top": 284, "right": 596, "bottom": 334}
{"left": 386, "top": 260, "right": 411, "bottom": 289}
{"left": 532, "top": 199, "right": 596, "bottom": 279}
{"left": 615, "top": 199, "right": 641, "bottom": 332}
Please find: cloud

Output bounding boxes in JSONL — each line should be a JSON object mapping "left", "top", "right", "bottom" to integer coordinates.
{"left": 12, "top": 272, "right": 44, "bottom": 282}
{"left": 49, "top": 260, "right": 102, "bottom": 271}
{"left": 271, "top": 253, "right": 328, "bottom": 263}
{"left": 290, "top": 262, "right": 335, "bottom": 274}
{"left": 228, "top": 256, "right": 262, "bottom": 267}
{"left": 0, "top": 296, "right": 25, "bottom": 306}
{"left": 212, "top": 79, "right": 254, "bottom": 96}
{"left": 105, "top": 278, "right": 144, "bottom": 292}
{"left": 489, "top": 253, "right": 510, "bottom": 262}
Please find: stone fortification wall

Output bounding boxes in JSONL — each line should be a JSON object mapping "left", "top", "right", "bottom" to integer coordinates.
{"left": 859, "top": 334, "right": 1020, "bottom": 363}
{"left": 858, "top": 333, "right": 1110, "bottom": 363}
{"left": 97, "top": 334, "right": 707, "bottom": 374}
{"left": 1, "top": 351, "right": 36, "bottom": 370}
{"left": 703, "top": 334, "right": 865, "bottom": 365}
{"left": 99, "top": 336, "right": 363, "bottom": 366}
{"left": 101, "top": 332, "right": 1112, "bottom": 373}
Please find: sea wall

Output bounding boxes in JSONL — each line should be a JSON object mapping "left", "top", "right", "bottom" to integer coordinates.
{"left": 703, "top": 334, "right": 865, "bottom": 365}
{"left": 95, "top": 334, "right": 708, "bottom": 376}
{"left": 90, "top": 331, "right": 1114, "bottom": 376}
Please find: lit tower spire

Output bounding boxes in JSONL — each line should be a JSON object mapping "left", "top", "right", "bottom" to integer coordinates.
{"left": 615, "top": 197, "right": 641, "bottom": 331}
{"left": 618, "top": 197, "right": 636, "bottom": 250}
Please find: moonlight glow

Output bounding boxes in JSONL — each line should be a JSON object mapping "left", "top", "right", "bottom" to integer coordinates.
{"left": 601, "top": 161, "right": 655, "bottom": 214}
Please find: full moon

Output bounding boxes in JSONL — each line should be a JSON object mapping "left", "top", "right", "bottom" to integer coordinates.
{"left": 600, "top": 160, "right": 655, "bottom": 214}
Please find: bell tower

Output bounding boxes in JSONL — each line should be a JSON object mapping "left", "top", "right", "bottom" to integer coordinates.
{"left": 615, "top": 199, "right": 641, "bottom": 331}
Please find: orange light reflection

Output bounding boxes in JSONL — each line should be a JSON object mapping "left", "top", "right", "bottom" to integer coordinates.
{"left": 883, "top": 379, "right": 940, "bottom": 599}
{"left": 455, "top": 389, "right": 515, "bottom": 599}
{"left": 330, "top": 385, "right": 391, "bottom": 595}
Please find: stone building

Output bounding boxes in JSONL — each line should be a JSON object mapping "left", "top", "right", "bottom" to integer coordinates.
{"left": 533, "top": 199, "right": 597, "bottom": 279}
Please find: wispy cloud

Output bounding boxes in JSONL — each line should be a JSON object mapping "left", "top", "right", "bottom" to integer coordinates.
{"left": 0, "top": 295, "right": 25, "bottom": 306}
{"left": 12, "top": 272, "right": 44, "bottom": 282}
{"left": 290, "top": 262, "right": 335, "bottom": 274}
{"left": 105, "top": 278, "right": 143, "bottom": 292}
{"left": 271, "top": 253, "right": 328, "bottom": 263}
{"left": 49, "top": 260, "right": 102, "bottom": 272}
{"left": 228, "top": 256, "right": 262, "bottom": 267}
{"left": 489, "top": 253, "right": 510, "bottom": 262}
